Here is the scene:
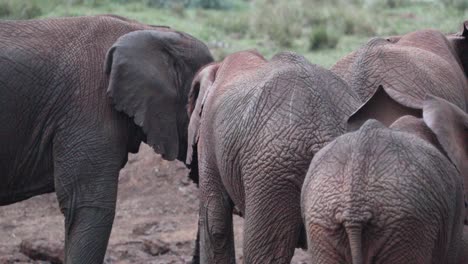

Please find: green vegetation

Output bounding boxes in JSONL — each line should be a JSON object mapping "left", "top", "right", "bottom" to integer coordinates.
{"left": 0, "top": 0, "right": 466, "bottom": 67}
{"left": 0, "top": 1, "right": 43, "bottom": 19}
{"left": 309, "top": 27, "right": 339, "bottom": 51}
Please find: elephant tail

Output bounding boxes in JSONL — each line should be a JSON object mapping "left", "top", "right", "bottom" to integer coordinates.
{"left": 344, "top": 223, "right": 363, "bottom": 264}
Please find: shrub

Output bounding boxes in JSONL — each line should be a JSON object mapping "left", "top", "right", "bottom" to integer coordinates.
{"left": 362, "top": 0, "right": 411, "bottom": 9}
{"left": 190, "top": 0, "right": 231, "bottom": 9}
{"left": 19, "top": 2, "right": 42, "bottom": 19}
{"left": 302, "top": 2, "right": 375, "bottom": 37}
{"left": 170, "top": 2, "right": 186, "bottom": 17}
{"left": 440, "top": 0, "right": 468, "bottom": 10}
{"left": 332, "top": 8, "right": 376, "bottom": 36}
{"left": 145, "top": 0, "right": 188, "bottom": 8}
{"left": 251, "top": 0, "right": 304, "bottom": 47}
{"left": 2, "top": 1, "right": 43, "bottom": 19}
{"left": 309, "top": 26, "right": 339, "bottom": 51}
{"left": 210, "top": 47, "right": 229, "bottom": 61}
{"left": 0, "top": 2, "right": 11, "bottom": 18}
{"left": 205, "top": 12, "right": 250, "bottom": 37}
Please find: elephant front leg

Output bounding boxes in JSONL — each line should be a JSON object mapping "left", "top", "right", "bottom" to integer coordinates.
{"left": 459, "top": 226, "right": 468, "bottom": 263}
{"left": 55, "top": 167, "right": 119, "bottom": 264}
{"left": 61, "top": 193, "right": 117, "bottom": 263}
{"left": 199, "top": 167, "right": 235, "bottom": 263}
{"left": 53, "top": 133, "right": 125, "bottom": 263}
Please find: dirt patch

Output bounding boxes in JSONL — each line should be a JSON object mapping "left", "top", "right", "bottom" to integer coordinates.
{"left": 0, "top": 144, "right": 308, "bottom": 263}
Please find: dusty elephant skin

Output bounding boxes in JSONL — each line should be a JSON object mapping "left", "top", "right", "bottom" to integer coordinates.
{"left": 331, "top": 21, "right": 468, "bottom": 130}
{"left": 301, "top": 96, "right": 468, "bottom": 264}
{"left": 186, "top": 50, "right": 360, "bottom": 263}
{"left": 0, "top": 15, "right": 213, "bottom": 263}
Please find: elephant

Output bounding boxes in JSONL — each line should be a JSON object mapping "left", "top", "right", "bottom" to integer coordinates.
{"left": 0, "top": 15, "right": 213, "bottom": 263}
{"left": 331, "top": 21, "right": 468, "bottom": 131}
{"left": 301, "top": 95, "right": 468, "bottom": 263}
{"left": 186, "top": 50, "right": 360, "bottom": 263}
{"left": 331, "top": 21, "right": 468, "bottom": 224}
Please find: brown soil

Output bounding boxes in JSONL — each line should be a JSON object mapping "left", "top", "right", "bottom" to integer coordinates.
{"left": 0, "top": 144, "right": 308, "bottom": 263}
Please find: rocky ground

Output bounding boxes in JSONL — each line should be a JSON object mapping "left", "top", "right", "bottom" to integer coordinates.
{"left": 0, "top": 144, "right": 308, "bottom": 263}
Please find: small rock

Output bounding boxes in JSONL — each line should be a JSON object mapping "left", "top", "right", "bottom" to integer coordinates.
{"left": 19, "top": 239, "right": 64, "bottom": 264}
{"left": 132, "top": 221, "right": 160, "bottom": 236}
{"left": 170, "top": 240, "right": 192, "bottom": 256}
{"left": 142, "top": 239, "right": 170, "bottom": 256}
{"left": 179, "top": 177, "right": 191, "bottom": 186}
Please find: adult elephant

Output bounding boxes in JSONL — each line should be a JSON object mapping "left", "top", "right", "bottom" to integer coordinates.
{"left": 186, "top": 50, "right": 360, "bottom": 263}
{"left": 301, "top": 96, "right": 468, "bottom": 263}
{"left": 0, "top": 15, "right": 213, "bottom": 263}
{"left": 331, "top": 21, "right": 468, "bottom": 130}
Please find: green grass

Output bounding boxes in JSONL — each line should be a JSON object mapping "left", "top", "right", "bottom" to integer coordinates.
{"left": 0, "top": 0, "right": 466, "bottom": 67}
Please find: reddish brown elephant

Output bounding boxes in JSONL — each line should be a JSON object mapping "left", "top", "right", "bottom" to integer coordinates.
{"left": 301, "top": 96, "right": 468, "bottom": 263}
{"left": 331, "top": 21, "right": 468, "bottom": 131}
{"left": 187, "top": 50, "right": 360, "bottom": 263}
{"left": 331, "top": 21, "right": 468, "bottom": 225}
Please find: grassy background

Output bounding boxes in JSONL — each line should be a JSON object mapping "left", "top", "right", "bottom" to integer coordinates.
{"left": 0, "top": 0, "right": 466, "bottom": 67}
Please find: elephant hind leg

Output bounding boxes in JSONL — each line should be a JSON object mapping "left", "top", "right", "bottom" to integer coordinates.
{"left": 243, "top": 181, "right": 302, "bottom": 264}
{"left": 199, "top": 165, "right": 236, "bottom": 264}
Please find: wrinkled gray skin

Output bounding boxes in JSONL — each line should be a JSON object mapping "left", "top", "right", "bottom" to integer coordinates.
{"left": 186, "top": 50, "right": 360, "bottom": 263}
{"left": 332, "top": 21, "right": 468, "bottom": 223}
{"left": 331, "top": 21, "right": 468, "bottom": 130}
{"left": 0, "top": 15, "right": 213, "bottom": 263}
{"left": 301, "top": 96, "right": 468, "bottom": 264}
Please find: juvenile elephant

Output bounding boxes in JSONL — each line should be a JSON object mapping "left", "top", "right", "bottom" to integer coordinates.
{"left": 331, "top": 21, "right": 468, "bottom": 130}
{"left": 186, "top": 50, "right": 360, "bottom": 263}
{"left": 0, "top": 15, "right": 213, "bottom": 263}
{"left": 301, "top": 96, "right": 468, "bottom": 263}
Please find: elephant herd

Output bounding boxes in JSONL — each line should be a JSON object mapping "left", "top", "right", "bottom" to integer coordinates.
{"left": 0, "top": 14, "right": 467, "bottom": 264}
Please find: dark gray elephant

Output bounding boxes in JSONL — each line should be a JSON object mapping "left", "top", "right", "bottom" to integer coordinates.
{"left": 186, "top": 50, "right": 360, "bottom": 263}
{"left": 301, "top": 96, "right": 468, "bottom": 263}
{"left": 331, "top": 21, "right": 468, "bottom": 130}
{"left": 0, "top": 15, "right": 213, "bottom": 263}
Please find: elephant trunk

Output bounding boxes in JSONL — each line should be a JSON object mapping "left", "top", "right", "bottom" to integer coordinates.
{"left": 345, "top": 223, "right": 363, "bottom": 264}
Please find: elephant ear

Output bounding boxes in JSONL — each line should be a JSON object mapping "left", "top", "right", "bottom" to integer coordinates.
{"left": 460, "top": 20, "right": 468, "bottom": 37}
{"left": 347, "top": 85, "right": 421, "bottom": 131}
{"left": 105, "top": 30, "right": 185, "bottom": 161}
{"left": 185, "top": 63, "right": 219, "bottom": 183}
{"left": 448, "top": 20, "right": 468, "bottom": 64}
{"left": 423, "top": 95, "right": 468, "bottom": 179}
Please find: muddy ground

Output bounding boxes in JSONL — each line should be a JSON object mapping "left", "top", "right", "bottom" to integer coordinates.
{"left": 0, "top": 144, "right": 308, "bottom": 263}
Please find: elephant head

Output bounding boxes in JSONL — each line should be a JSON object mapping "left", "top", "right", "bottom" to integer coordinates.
{"left": 185, "top": 62, "right": 220, "bottom": 183}
{"left": 185, "top": 50, "right": 266, "bottom": 184}
{"left": 332, "top": 21, "right": 468, "bottom": 129}
{"left": 105, "top": 29, "right": 213, "bottom": 162}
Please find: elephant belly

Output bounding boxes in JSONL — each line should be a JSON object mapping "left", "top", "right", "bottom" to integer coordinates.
{"left": 0, "top": 179, "right": 54, "bottom": 206}
{"left": 0, "top": 93, "right": 57, "bottom": 205}
{"left": 0, "top": 141, "right": 55, "bottom": 206}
